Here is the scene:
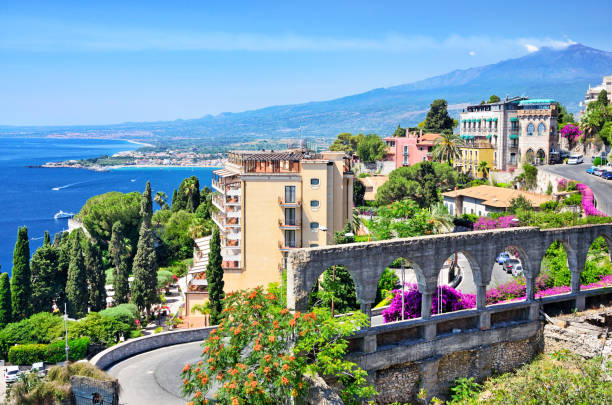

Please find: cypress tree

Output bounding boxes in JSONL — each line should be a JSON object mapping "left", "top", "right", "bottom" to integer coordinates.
{"left": 55, "top": 231, "right": 70, "bottom": 308}
{"left": 43, "top": 231, "right": 51, "bottom": 246}
{"left": 187, "top": 176, "right": 201, "bottom": 213}
{"left": 84, "top": 240, "right": 106, "bottom": 312}
{"left": 206, "top": 227, "right": 224, "bottom": 324}
{"left": 30, "top": 240, "right": 60, "bottom": 313}
{"left": 52, "top": 232, "right": 62, "bottom": 247}
{"left": 0, "top": 272, "right": 12, "bottom": 327}
{"left": 110, "top": 221, "right": 130, "bottom": 305}
{"left": 171, "top": 189, "right": 179, "bottom": 212}
{"left": 11, "top": 226, "right": 32, "bottom": 320}
{"left": 131, "top": 182, "right": 158, "bottom": 315}
{"left": 66, "top": 230, "right": 88, "bottom": 318}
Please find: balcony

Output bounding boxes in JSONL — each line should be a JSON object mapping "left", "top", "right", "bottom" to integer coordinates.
{"left": 278, "top": 196, "right": 301, "bottom": 207}
{"left": 212, "top": 211, "right": 241, "bottom": 228}
{"left": 225, "top": 230, "right": 241, "bottom": 240}
{"left": 278, "top": 240, "right": 300, "bottom": 251}
{"left": 222, "top": 261, "right": 242, "bottom": 271}
{"left": 279, "top": 218, "right": 301, "bottom": 229}
{"left": 222, "top": 250, "right": 241, "bottom": 261}
{"left": 221, "top": 238, "right": 240, "bottom": 248}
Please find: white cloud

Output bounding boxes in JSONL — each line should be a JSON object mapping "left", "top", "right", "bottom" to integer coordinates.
{"left": 469, "top": 50, "right": 476, "bottom": 56}
{"left": 524, "top": 44, "right": 539, "bottom": 53}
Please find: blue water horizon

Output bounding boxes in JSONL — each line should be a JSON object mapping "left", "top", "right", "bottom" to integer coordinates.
{"left": 0, "top": 137, "right": 217, "bottom": 275}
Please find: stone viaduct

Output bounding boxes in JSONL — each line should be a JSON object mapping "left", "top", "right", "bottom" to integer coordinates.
{"left": 286, "top": 224, "right": 612, "bottom": 403}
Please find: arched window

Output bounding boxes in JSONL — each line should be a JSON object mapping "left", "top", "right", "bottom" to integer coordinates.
{"left": 526, "top": 123, "right": 535, "bottom": 136}
{"left": 537, "top": 123, "right": 546, "bottom": 136}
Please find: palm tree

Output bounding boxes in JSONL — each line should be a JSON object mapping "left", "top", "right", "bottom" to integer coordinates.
{"left": 429, "top": 203, "right": 454, "bottom": 234}
{"left": 478, "top": 161, "right": 490, "bottom": 179}
{"left": 432, "top": 132, "right": 463, "bottom": 166}
{"left": 154, "top": 191, "right": 168, "bottom": 210}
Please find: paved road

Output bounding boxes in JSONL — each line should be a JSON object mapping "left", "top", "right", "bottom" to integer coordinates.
{"left": 540, "top": 162, "right": 612, "bottom": 216}
{"left": 108, "top": 341, "right": 203, "bottom": 405}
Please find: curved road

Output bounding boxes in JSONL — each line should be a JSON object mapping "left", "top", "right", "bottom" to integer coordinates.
{"left": 540, "top": 162, "right": 612, "bottom": 216}
{"left": 108, "top": 341, "right": 203, "bottom": 405}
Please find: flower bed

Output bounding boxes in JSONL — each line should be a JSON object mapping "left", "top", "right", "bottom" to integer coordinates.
{"left": 576, "top": 183, "right": 605, "bottom": 216}
{"left": 473, "top": 215, "right": 518, "bottom": 230}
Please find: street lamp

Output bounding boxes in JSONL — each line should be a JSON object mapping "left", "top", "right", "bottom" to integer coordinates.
{"left": 64, "top": 303, "right": 69, "bottom": 363}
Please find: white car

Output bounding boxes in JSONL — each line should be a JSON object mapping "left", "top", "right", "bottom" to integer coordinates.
{"left": 5, "top": 366, "right": 21, "bottom": 384}
{"left": 567, "top": 155, "right": 584, "bottom": 165}
{"left": 512, "top": 264, "right": 523, "bottom": 277}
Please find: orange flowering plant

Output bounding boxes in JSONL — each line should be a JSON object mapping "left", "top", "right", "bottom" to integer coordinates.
{"left": 181, "top": 286, "right": 376, "bottom": 404}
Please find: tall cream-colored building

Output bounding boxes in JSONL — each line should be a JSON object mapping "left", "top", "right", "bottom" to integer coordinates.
{"left": 211, "top": 149, "right": 353, "bottom": 292}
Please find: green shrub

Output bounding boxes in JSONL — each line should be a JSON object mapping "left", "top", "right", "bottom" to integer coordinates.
{"left": 540, "top": 200, "right": 559, "bottom": 212}
{"left": 593, "top": 157, "right": 602, "bottom": 166}
{"left": 562, "top": 192, "right": 582, "bottom": 206}
{"left": 99, "top": 303, "right": 139, "bottom": 326}
{"left": 68, "top": 312, "right": 131, "bottom": 347}
{"left": 0, "top": 312, "right": 64, "bottom": 359}
{"left": 157, "top": 270, "right": 174, "bottom": 289}
{"left": 129, "top": 329, "right": 143, "bottom": 338}
{"left": 46, "top": 337, "right": 90, "bottom": 363}
{"left": 8, "top": 343, "right": 47, "bottom": 365}
{"left": 154, "top": 326, "right": 163, "bottom": 334}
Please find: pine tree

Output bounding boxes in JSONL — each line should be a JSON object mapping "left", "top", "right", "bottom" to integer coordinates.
{"left": 0, "top": 272, "right": 12, "bottom": 327}
{"left": 66, "top": 230, "right": 88, "bottom": 318}
{"left": 206, "top": 227, "right": 224, "bottom": 324}
{"left": 131, "top": 182, "right": 158, "bottom": 315}
{"left": 11, "top": 226, "right": 32, "bottom": 320}
{"left": 84, "top": 240, "right": 106, "bottom": 312}
{"left": 30, "top": 239, "right": 60, "bottom": 313}
{"left": 110, "top": 221, "right": 130, "bottom": 305}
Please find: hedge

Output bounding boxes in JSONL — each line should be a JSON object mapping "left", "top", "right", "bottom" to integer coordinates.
{"left": 8, "top": 337, "right": 90, "bottom": 365}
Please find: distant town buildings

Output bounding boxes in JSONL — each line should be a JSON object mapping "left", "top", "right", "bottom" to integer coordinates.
{"left": 459, "top": 97, "right": 560, "bottom": 171}
{"left": 442, "top": 185, "right": 553, "bottom": 217}
{"left": 211, "top": 149, "right": 353, "bottom": 293}
{"left": 584, "top": 74, "right": 612, "bottom": 107}
{"left": 383, "top": 131, "right": 442, "bottom": 169}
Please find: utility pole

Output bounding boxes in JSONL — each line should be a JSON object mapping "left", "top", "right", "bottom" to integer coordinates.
{"left": 64, "top": 302, "right": 69, "bottom": 363}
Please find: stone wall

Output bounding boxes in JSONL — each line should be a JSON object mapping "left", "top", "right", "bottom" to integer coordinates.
{"left": 90, "top": 326, "right": 215, "bottom": 370}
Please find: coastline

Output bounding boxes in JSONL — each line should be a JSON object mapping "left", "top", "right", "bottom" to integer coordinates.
{"left": 36, "top": 162, "right": 224, "bottom": 171}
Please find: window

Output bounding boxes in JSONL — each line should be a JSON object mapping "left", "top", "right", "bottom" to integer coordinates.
{"left": 310, "top": 178, "right": 320, "bottom": 186}
{"left": 284, "top": 186, "right": 296, "bottom": 203}
{"left": 285, "top": 208, "right": 296, "bottom": 225}
{"left": 403, "top": 145, "right": 408, "bottom": 155}
{"left": 310, "top": 200, "right": 320, "bottom": 208}
{"left": 284, "top": 230, "right": 296, "bottom": 247}
{"left": 310, "top": 222, "right": 319, "bottom": 230}
{"left": 527, "top": 123, "right": 535, "bottom": 136}
{"left": 538, "top": 123, "right": 546, "bottom": 136}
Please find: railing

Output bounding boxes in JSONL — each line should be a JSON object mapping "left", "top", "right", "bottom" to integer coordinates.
{"left": 278, "top": 196, "right": 301, "bottom": 207}
{"left": 279, "top": 218, "right": 301, "bottom": 229}
{"left": 278, "top": 240, "right": 300, "bottom": 250}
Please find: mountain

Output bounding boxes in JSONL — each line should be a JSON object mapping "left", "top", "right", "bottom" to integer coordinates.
{"left": 3, "top": 44, "right": 612, "bottom": 142}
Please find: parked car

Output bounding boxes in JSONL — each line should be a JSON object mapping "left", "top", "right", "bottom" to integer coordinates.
{"left": 511, "top": 263, "right": 524, "bottom": 277}
{"left": 5, "top": 366, "right": 21, "bottom": 384}
{"left": 549, "top": 152, "right": 561, "bottom": 164}
{"left": 30, "top": 362, "right": 50, "bottom": 378}
{"left": 560, "top": 151, "right": 570, "bottom": 160}
{"left": 593, "top": 167, "right": 603, "bottom": 176}
{"left": 602, "top": 170, "right": 612, "bottom": 180}
{"left": 586, "top": 166, "right": 596, "bottom": 174}
{"left": 496, "top": 252, "right": 511, "bottom": 264}
{"left": 567, "top": 154, "right": 584, "bottom": 165}
{"left": 503, "top": 259, "right": 521, "bottom": 274}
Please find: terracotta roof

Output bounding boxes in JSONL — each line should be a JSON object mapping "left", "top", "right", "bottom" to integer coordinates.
{"left": 421, "top": 133, "right": 442, "bottom": 141}
{"left": 442, "top": 185, "right": 553, "bottom": 208}
{"left": 360, "top": 175, "right": 388, "bottom": 201}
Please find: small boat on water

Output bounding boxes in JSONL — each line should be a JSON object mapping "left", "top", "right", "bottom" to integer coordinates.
{"left": 54, "top": 210, "right": 75, "bottom": 220}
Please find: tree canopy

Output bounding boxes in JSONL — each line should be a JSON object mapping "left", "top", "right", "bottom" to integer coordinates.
{"left": 423, "top": 99, "right": 455, "bottom": 132}
{"left": 356, "top": 134, "right": 386, "bottom": 163}
{"left": 11, "top": 227, "right": 32, "bottom": 320}
{"left": 392, "top": 124, "right": 406, "bottom": 137}
{"left": 329, "top": 132, "right": 363, "bottom": 155}
{"left": 375, "top": 161, "right": 457, "bottom": 207}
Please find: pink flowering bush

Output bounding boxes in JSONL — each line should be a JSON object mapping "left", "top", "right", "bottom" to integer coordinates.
{"left": 576, "top": 183, "right": 605, "bottom": 216}
{"left": 473, "top": 215, "right": 518, "bottom": 230}
{"left": 560, "top": 124, "right": 583, "bottom": 148}
{"left": 382, "top": 284, "right": 476, "bottom": 322}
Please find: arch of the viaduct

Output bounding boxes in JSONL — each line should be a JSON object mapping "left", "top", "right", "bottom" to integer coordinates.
{"left": 286, "top": 224, "right": 612, "bottom": 318}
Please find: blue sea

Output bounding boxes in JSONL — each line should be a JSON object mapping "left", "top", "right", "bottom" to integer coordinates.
{"left": 0, "top": 137, "right": 217, "bottom": 274}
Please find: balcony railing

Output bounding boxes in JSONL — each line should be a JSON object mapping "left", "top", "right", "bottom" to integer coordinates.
{"left": 278, "top": 240, "right": 300, "bottom": 250}
{"left": 279, "top": 218, "right": 301, "bottom": 229}
{"left": 278, "top": 196, "right": 301, "bottom": 207}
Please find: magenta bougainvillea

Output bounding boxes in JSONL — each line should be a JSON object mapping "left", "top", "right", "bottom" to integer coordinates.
{"left": 473, "top": 215, "right": 518, "bottom": 230}
{"left": 381, "top": 284, "right": 476, "bottom": 322}
{"left": 560, "top": 124, "right": 583, "bottom": 142}
{"left": 576, "top": 183, "right": 605, "bottom": 216}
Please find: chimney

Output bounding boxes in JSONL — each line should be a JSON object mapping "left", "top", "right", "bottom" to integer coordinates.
{"left": 419, "top": 129, "right": 423, "bottom": 137}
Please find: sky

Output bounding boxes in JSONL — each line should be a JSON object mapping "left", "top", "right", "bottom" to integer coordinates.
{"left": 2, "top": 0, "right": 612, "bottom": 126}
